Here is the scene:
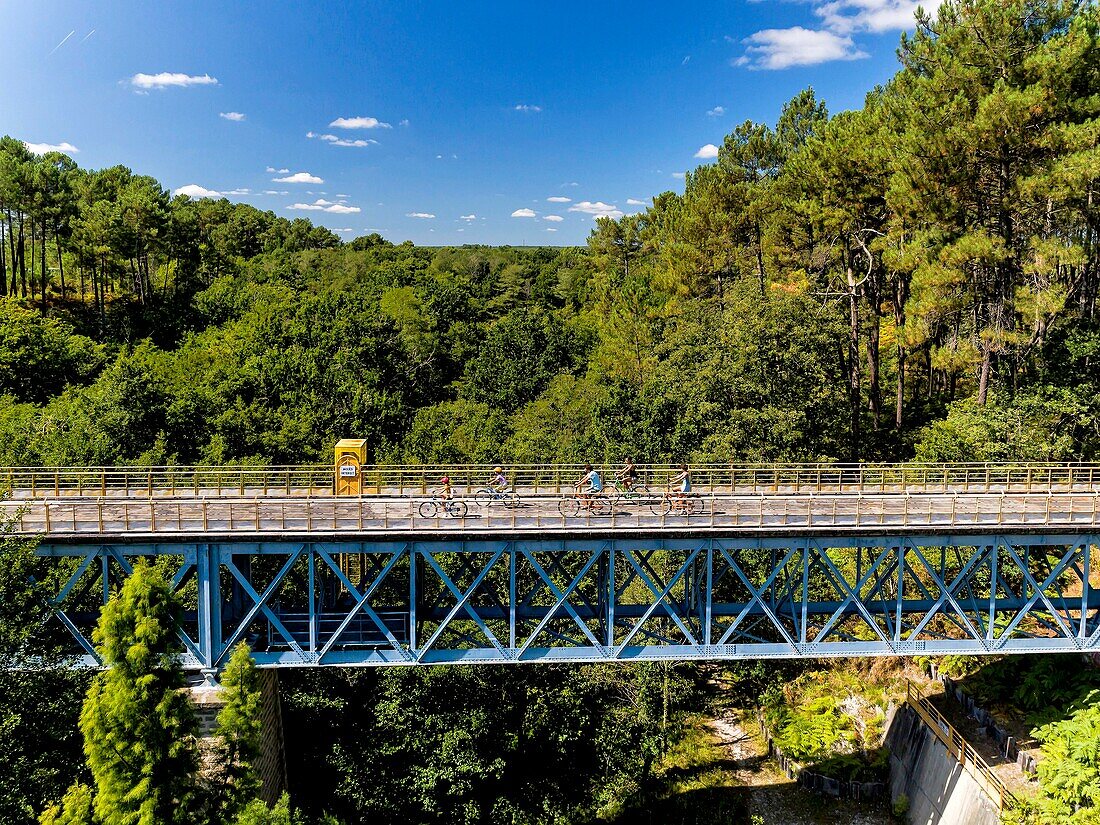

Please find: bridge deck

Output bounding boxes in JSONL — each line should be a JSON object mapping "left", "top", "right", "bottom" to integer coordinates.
{"left": 14, "top": 491, "right": 1100, "bottom": 540}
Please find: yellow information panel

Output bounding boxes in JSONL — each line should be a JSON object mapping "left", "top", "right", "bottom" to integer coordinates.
{"left": 334, "top": 438, "right": 367, "bottom": 496}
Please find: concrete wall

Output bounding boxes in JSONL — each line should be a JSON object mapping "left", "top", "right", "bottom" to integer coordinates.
{"left": 885, "top": 704, "right": 1000, "bottom": 825}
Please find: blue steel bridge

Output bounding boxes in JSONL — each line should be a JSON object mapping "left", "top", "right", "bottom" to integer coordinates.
{"left": 9, "top": 462, "right": 1100, "bottom": 675}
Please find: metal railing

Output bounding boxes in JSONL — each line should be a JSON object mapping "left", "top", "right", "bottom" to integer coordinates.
{"left": 14, "top": 490, "right": 1100, "bottom": 537}
{"left": 7, "top": 462, "right": 1100, "bottom": 500}
{"left": 906, "top": 680, "right": 1018, "bottom": 810}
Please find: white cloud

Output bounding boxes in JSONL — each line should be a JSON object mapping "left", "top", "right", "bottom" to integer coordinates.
{"left": 222, "top": 188, "right": 251, "bottom": 195}
{"left": 220, "top": 111, "right": 246, "bottom": 121}
{"left": 333, "top": 228, "right": 354, "bottom": 232}
{"left": 514, "top": 104, "right": 542, "bottom": 113}
{"left": 626, "top": 198, "right": 647, "bottom": 206}
{"left": 547, "top": 196, "right": 571, "bottom": 203}
{"left": 546, "top": 227, "right": 558, "bottom": 232}
{"left": 672, "top": 172, "right": 686, "bottom": 180}
{"left": 262, "top": 190, "right": 289, "bottom": 196}
{"left": 568, "top": 201, "right": 623, "bottom": 219}
{"left": 460, "top": 214, "right": 477, "bottom": 221}
{"left": 681, "top": 56, "right": 691, "bottom": 65}
{"left": 399, "top": 119, "right": 410, "bottom": 127}
{"left": 130, "top": 72, "right": 218, "bottom": 90}
{"left": 543, "top": 215, "right": 564, "bottom": 222}
{"left": 289, "top": 200, "right": 361, "bottom": 214}
{"left": 707, "top": 106, "right": 725, "bottom": 117}
{"left": 511, "top": 208, "right": 537, "bottom": 218}
{"left": 329, "top": 116, "right": 391, "bottom": 129}
{"left": 406, "top": 212, "right": 436, "bottom": 219}
{"left": 175, "top": 184, "right": 222, "bottom": 198}
{"left": 737, "top": 27, "right": 867, "bottom": 70}
{"left": 274, "top": 171, "right": 324, "bottom": 184}
{"left": 265, "top": 166, "right": 291, "bottom": 174}
{"left": 308, "top": 132, "right": 377, "bottom": 148}
{"left": 815, "top": 0, "right": 929, "bottom": 34}
{"left": 695, "top": 143, "right": 720, "bottom": 159}
{"left": 24, "top": 141, "right": 78, "bottom": 155}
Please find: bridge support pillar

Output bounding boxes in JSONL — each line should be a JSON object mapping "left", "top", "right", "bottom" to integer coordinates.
{"left": 196, "top": 544, "right": 222, "bottom": 682}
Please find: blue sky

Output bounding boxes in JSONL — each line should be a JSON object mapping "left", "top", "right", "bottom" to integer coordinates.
{"left": 3, "top": 1, "right": 930, "bottom": 246}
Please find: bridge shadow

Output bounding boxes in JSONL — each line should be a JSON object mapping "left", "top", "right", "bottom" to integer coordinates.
{"left": 592, "top": 784, "right": 751, "bottom": 825}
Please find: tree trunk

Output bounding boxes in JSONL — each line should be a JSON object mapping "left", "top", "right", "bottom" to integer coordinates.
{"left": 977, "top": 348, "right": 992, "bottom": 405}
{"left": 847, "top": 265, "right": 861, "bottom": 460}
{"left": 867, "top": 312, "right": 881, "bottom": 430}
{"left": 56, "top": 222, "right": 66, "bottom": 300}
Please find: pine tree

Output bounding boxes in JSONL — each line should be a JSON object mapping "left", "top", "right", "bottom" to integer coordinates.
{"left": 78, "top": 561, "right": 200, "bottom": 825}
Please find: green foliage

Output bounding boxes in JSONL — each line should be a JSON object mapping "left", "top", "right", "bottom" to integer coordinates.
{"left": 78, "top": 562, "right": 200, "bottom": 825}
{"left": 1033, "top": 690, "right": 1100, "bottom": 814}
{"left": 38, "top": 784, "right": 94, "bottom": 825}
{"left": 892, "top": 792, "right": 909, "bottom": 818}
{"left": 765, "top": 695, "right": 856, "bottom": 763}
{"left": 462, "top": 307, "right": 585, "bottom": 413}
{"left": 914, "top": 387, "right": 1093, "bottom": 462}
{"left": 232, "top": 794, "right": 301, "bottom": 825}
{"left": 0, "top": 300, "right": 103, "bottom": 402}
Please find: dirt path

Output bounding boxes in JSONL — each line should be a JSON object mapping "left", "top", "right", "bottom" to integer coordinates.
{"left": 707, "top": 712, "right": 894, "bottom": 825}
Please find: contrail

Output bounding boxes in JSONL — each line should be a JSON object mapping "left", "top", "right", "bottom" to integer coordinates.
{"left": 49, "top": 30, "right": 75, "bottom": 55}
{"left": 80, "top": 29, "right": 96, "bottom": 44}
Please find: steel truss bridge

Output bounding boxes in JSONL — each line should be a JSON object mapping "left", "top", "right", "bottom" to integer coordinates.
{"left": 15, "top": 462, "right": 1100, "bottom": 672}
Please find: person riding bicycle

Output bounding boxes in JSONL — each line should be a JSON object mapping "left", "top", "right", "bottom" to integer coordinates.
{"left": 575, "top": 463, "right": 603, "bottom": 506}
{"left": 615, "top": 457, "right": 638, "bottom": 491}
{"left": 670, "top": 463, "right": 691, "bottom": 507}
{"left": 440, "top": 473, "right": 453, "bottom": 500}
{"left": 490, "top": 466, "right": 509, "bottom": 494}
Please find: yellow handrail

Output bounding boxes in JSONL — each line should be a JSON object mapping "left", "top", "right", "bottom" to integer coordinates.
{"left": 3, "top": 461, "right": 1100, "bottom": 499}
{"left": 905, "top": 680, "right": 1018, "bottom": 810}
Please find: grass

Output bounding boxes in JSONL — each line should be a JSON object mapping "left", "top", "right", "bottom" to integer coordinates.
{"left": 597, "top": 717, "right": 749, "bottom": 825}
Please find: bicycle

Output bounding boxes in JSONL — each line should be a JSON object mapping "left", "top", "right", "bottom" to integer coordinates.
{"left": 557, "top": 488, "right": 611, "bottom": 517}
{"left": 473, "top": 486, "right": 521, "bottom": 508}
{"left": 418, "top": 493, "right": 469, "bottom": 518}
{"left": 649, "top": 489, "right": 699, "bottom": 516}
{"left": 604, "top": 476, "right": 651, "bottom": 505}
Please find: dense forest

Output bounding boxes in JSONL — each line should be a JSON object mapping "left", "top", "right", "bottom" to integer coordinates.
{"left": 2, "top": 0, "right": 1100, "bottom": 823}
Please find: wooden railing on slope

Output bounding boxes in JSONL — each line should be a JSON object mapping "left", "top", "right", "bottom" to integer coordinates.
{"left": 905, "top": 680, "right": 1018, "bottom": 811}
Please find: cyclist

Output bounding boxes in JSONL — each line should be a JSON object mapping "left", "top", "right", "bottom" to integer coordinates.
{"left": 615, "top": 457, "right": 638, "bottom": 491}
{"left": 670, "top": 463, "right": 691, "bottom": 510}
{"left": 574, "top": 463, "right": 603, "bottom": 506}
{"left": 440, "top": 473, "right": 453, "bottom": 501}
{"left": 491, "top": 466, "right": 509, "bottom": 494}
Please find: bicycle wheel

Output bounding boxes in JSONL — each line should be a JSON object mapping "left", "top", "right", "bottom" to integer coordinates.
{"left": 649, "top": 497, "right": 672, "bottom": 517}
{"left": 474, "top": 488, "right": 494, "bottom": 507}
{"left": 558, "top": 498, "right": 579, "bottom": 517}
{"left": 590, "top": 495, "right": 611, "bottom": 517}
{"left": 685, "top": 496, "right": 699, "bottom": 515}
{"left": 502, "top": 490, "right": 521, "bottom": 508}
{"left": 418, "top": 500, "right": 439, "bottom": 518}
{"left": 444, "top": 499, "right": 468, "bottom": 518}
{"left": 604, "top": 485, "right": 621, "bottom": 505}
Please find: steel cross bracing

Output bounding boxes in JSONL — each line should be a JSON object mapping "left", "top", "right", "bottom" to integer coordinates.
{"left": 36, "top": 533, "right": 1100, "bottom": 671}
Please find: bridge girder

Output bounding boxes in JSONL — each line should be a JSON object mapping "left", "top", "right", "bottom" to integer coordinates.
{"left": 38, "top": 534, "right": 1100, "bottom": 672}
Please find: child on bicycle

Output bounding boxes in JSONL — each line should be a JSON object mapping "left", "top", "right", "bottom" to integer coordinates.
{"left": 440, "top": 473, "right": 453, "bottom": 500}
{"left": 575, "top": 463, "right": 603, "bottom": 505}
{"left": 491, "top": 466, "right": 509, "bottom": 493}
{"left": 670, "top": 463, "right": 691, "bottom": 509}
{"left": 615, "top": 457, "right": 638, "bottom": 491}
